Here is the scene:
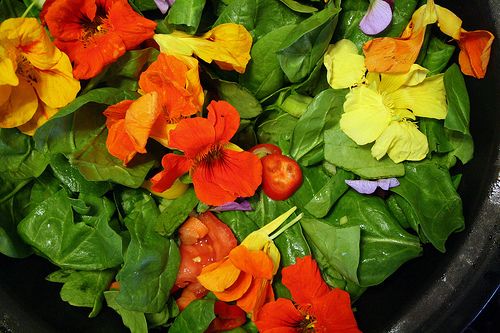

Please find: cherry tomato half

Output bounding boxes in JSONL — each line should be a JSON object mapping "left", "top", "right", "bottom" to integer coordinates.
{"left": 261, "top": 154, "right": 302, "bottom": 201}
{"left": 249, "top": 143, "right": 282, "bottom": 158}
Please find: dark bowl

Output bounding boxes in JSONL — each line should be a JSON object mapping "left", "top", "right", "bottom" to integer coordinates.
{"left": 1, "top": 0, "right": 499, "bottom": 332}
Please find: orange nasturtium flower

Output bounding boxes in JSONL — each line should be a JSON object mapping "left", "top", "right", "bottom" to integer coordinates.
{"left": 149, "top": 100, "right": 262, "bottom": 206}
{"left": 197, "top": 207, "right": 304, "bottom": 319}
{"left": 43, "top": 0, "right": 157, "bottom": 79}
{"left": 363, "top": 0, "right": 494, "bottom": 78}
{"left": 154, "top": 23, "right": 252, "bottom": 74}
{"left": 0, "top": 18, "right": 80, "bottom": 135}
{"left": 255, "top": 256, "right": 361, "bottom": 333}
{"left": 104, "top": 54, "right": 204, "bottom": 164}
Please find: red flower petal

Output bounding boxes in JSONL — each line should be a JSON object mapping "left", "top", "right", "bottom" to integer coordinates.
{"left": 206, "top": 301, "right": 247, "bottom": 333}
{"left": 254, "top": 298, "right": 303, "bottom": 333}
{"left": 312, "top": 289, "right": 361, "bottom": 333}
{"left": 207, "top": 100, "right": 240, "bottom": 143}
{"left": 191, "top": 149, "right": 262, "bottom": 206}
{"left": 150, "top": 154, "right": 192, "bottom": 192}
{"left": 168, "top": 117, "right": 215, "bottom": 158}
{"left": 282, "top": 255, "right": 330, "bottom": 305}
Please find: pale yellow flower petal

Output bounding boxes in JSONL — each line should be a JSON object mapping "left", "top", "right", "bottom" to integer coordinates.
{"left": 324, "top": 39, "right": 366, "bottom": 89}
{"left": 18, "top": 103, "right": 58, "bottom": 136}
{"left": 154, "top": 23, "right": 252, "bottom": 73}
{"left": 0, "top": 78, "right": 38, "bottom": 128}
{"left": 435, "top": 5, "right": 462, "bottom": 40}
{"left": 33, "top": 52, "right": 80, "bottom": 108}
{"left": 379, "top": 64, "right": 428, "bottom": 93}
{"left": 371, "top": 121, "right": 429, "bottom": 163}
{"left": 390, "top": 74, "right": 447, "bottom": 119}
{"left": 412, "top": 1, "right": 438, "bottom": 33}
{"left": 340, "top": 86, "right": 392, "bottom": 145}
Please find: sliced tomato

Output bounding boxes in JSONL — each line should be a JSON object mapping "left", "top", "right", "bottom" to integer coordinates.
{"left": 261, "top": 154, "right": 302, "bottom": 201}
{"left": 206, "top": 301, "right": 247, "bottom": 332}
{"left": 249, "top": 143, "right": 282, "bottom": 158}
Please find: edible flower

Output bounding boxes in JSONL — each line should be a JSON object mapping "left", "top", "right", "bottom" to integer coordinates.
{"left": 206, "top": 301, "right": 247, "bottom": 333}
{"left": 154, "top": 23, "right": 252, "bottom": 73}
{"left": 363, "top": 0, "right": 494, "bottom": 78}
{"left": 324, "top": 39, "right": 447, "bottom": 163}
{"left": 150, "top": 100, "right": 262, "bottom": 206}
{"left": 103, "top": 92, "right": 159, "bottom": 164}
{"left": 43, "top": 0, "right": 157, "bottom": 79}
{"left": 345, "top": 178, "right": 399, "bottom": 194}
{"left": 359, "top": 0, "right": 393, "bottom": 36}
{"left": 197, "top": 207, "right": 303, "bottom": 319}
{"left": 154, "top": 0, "right": 175, "bottom": 14}
{"left": 138, "top": 53, "right": 204, "bottom": 146}
{"left": 0, "top": 18, "right": 80, "bottom": 134}
{"left": 255, "top": 255, "right": 361, "bottom": 333}
{"left": 210, "top": 200, "right": 252, "bottom": 212}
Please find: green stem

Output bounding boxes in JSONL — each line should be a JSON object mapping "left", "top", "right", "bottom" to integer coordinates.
{"left": 21, "top": 1, "right": 37, "bottom": 18}
{"left": 270, "top": 213, "right": 304, "bottom": 240}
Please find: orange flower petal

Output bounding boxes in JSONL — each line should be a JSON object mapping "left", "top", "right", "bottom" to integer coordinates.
{"left": 168, "top": 117, "right": 215, "bottom": 158}
{"left": 458, "top": 29, "right": 494, "bottom": 79}
{"left": 0, "top": 78, "right": 38, "bottom": 128}
{"left": 18, "top": 103, "right": 58, "bottom": 136}
{"left": 150, "top": 153, "right": 192, "bottom": 192}
{"left": 191, "top": 149, "right": 262, "bottom": 206}
{"left": 363, "top": 28, "right": 426, "bottom": 73}
{"left": 236, "top": 278, "right": 271, "bottom": 319}
{"left": 197, "top": 259, "right": 241, "bottom": 293}
{"left": 104, "top": 99, "right": 133, "bottom": 128}
{"left": 106, "top": 119, "right": 137, "bottom": 164}
{"left": 254, "top": 298, "right": 303, "bottom": 333}
{"left": 124, "top": 92, "right": 160, "bottom": 153}
{"left": 213, "top": 271, "right": 253, "bottom": 302}
{"left": 207, "top": 100, "right": 240, "bottom": 143}
{"left": 229, "top": 246, "right": 273, "bottom": 280}
{"left": 281, "top": 255, "right": 330, "bottom": 305}
{"left": 206, "top": 301, "right": 247, "bottom": 333}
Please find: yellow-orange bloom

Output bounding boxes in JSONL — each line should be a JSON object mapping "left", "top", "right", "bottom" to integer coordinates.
{"left": 197, "top": 207, "right": 302, "bottom": 319}
{"left": 363, "top": 0, "right": 494, "bottom": 78}
{"left": 154, "top": 23, "right": 252, "bottom": 74}
{"left": 0, "top": 18, "right": 80, "bottom": 135}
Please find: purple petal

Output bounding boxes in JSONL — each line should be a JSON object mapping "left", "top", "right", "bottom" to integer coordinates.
{"left": 345, "top": 178, "right": 400, "bottom": 194}
{"left": 154, "top": 0, "right": 175, "bottom": 14}
{"left": 210, "top": 200, "right": 253, "bottom": 212}
{"left": 359, "top": 0, "right": 393, "bottom": 35}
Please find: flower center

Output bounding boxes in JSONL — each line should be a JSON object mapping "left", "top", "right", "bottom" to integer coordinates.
{"left": 16, "top": 55, "right": 37, "bottom": 84}
{"left": 297, "top": 304, "right": 317, "bottom": 333}
{"left": 80, "top": 5, "right": 108, "bottom": 42}
{"left": 194, "top": 144, "right": 225, "bottom": 168}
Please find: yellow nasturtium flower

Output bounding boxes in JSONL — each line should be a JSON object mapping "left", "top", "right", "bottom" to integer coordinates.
{"left": 324, "top": 39, "right": 447, "bottom": 163}
{"left": 154, "top": 23, "right": 252, "bottom": 74}
{"left": 0, "top": 18, "right": 80, "bottom": 135}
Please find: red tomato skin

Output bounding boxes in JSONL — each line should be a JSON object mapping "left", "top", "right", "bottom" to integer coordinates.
{"left": 249, "top": 143, "right": 282, "bottom": 158}
{"left": 261, "top": 154, "right": 303, "bottom": 201}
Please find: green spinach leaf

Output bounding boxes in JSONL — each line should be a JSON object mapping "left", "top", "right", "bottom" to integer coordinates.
{"left": 165, "top": 0, "right": 206, "bottom": 34}
{"left": 155, "top": 188, "right": 199, "bottom": 236}
{"left": 105, "top": 291, "right": 148, "bottom": 333}
{"left": 169, "top": 299, "right": 215, "bottom": 333}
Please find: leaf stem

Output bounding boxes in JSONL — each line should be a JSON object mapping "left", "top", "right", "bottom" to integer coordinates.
{"left": 21, "top": 1, "right": 37, "bottom": 18}
{"left": 270, "top": 213, "right": 304, "bottom": 240}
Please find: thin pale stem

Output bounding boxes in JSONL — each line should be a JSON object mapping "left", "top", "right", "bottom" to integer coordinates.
{"left": 270, "top": 213, "right": 304, "bottom": 240}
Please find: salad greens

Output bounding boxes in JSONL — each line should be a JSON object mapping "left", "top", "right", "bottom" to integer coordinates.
{"left": 1, "top": 0, "right": 485, "bottom": 332}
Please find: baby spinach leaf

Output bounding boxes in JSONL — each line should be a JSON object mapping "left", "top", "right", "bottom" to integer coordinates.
{"left": 419, "top": 119, "right": 454, "bottom": 154}
{"left": 326, "top": 191, "right": 422, "bottom": 287}
{"left": 217, "top": 210, "right": 260, "bottom": 242}
{"left": 279, "top": 0, "right": 318, "bottom": 13}
{"left": 155, "top": 188, "right": 199, "bottom": 237}
{"left": 277, "top": 3, "right": 339, "bottom": 83}
{"left": 169, "top": 299, "right": 215, "bottom": 333}
{"left": 116, "top": 197, "right": 181, "bottom": 313}
{"left": 50, "top": 154, "right": 112, "bottom": 196}
{"left": 105, "top": 291, "right": 148, "bottom": 333}
{"left": 301, "top": 218, "right": 361, "bottom": 283}
{"left": 391, "top": 161, "right": 465, "bottom": 252}
{"left": 0, "top": 0, "right": 26, "bottom": 20}
{"left": 444, "top": 64, "right": 471, "bottom": 134}
{"left": 29, "top": 171, "right": 63, "bottom": 210}
{"left": 18, "top": 190, "right": 123, "bottom": 270}
{"left": 130, "top": 0, "right": 158, "bottom": 11}
{"left": 215, "top": 80, "right": 263, "bottom": 118}
{"left": 240, "top": 25, "right": 296, "bottom": 100}
{"left": 290, "top": 89, "right": 347, "bottom": 162}
{"left": 51, "top": 269, "right": 115, "bottom": 317}
{"left": 257, "top": 109, "right": 298, "bottom": 153}
{"left": 165, "top": 0, "right": 206, "bottom": 34}
{"left": 324, "top": 126, "right": 405, "bottom": 179}
{"left": 422, "top": 37, "right": 456, "bottom": 75}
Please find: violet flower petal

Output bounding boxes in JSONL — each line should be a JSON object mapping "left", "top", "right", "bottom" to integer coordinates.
{"left": 345, "top": 178, "right": 400, "bottom": 194}
{"left": 359, "top": 0, "right": 393, "bottom": 36}
{"left": 210, "top": 200, "right": 252, "bottom": 212}
{"left": 154, "top": 0, "right": 175, "bottom": 14}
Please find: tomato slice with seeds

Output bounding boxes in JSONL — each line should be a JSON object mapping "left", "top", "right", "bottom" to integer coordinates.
{"left": 249, "top": 143, "right": 282, "bottom": 158}
{"left": 261, "top": 154, "right": 302, "bottom": 201}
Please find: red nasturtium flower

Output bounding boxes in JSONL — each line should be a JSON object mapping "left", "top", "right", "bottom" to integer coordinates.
{"left": 255, "top": 256, "right": 361, "bottom": 333}
{"left": 150, "top": 100, "right": 262, "bottom": 206}
{"left": 43, "top": 0, "right": 157, "bottom": 79}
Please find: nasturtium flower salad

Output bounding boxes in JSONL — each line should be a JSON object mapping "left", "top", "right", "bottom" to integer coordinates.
{"left": 0, "top": 0, "right": 494, "bottom": 332}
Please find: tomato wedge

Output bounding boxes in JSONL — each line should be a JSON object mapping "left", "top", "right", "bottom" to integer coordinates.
{"left": 249, "top": 143, "right": 282, "bottom": 158}
{"left": 261, "top": 154, "right": 302, "bottom": 200}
